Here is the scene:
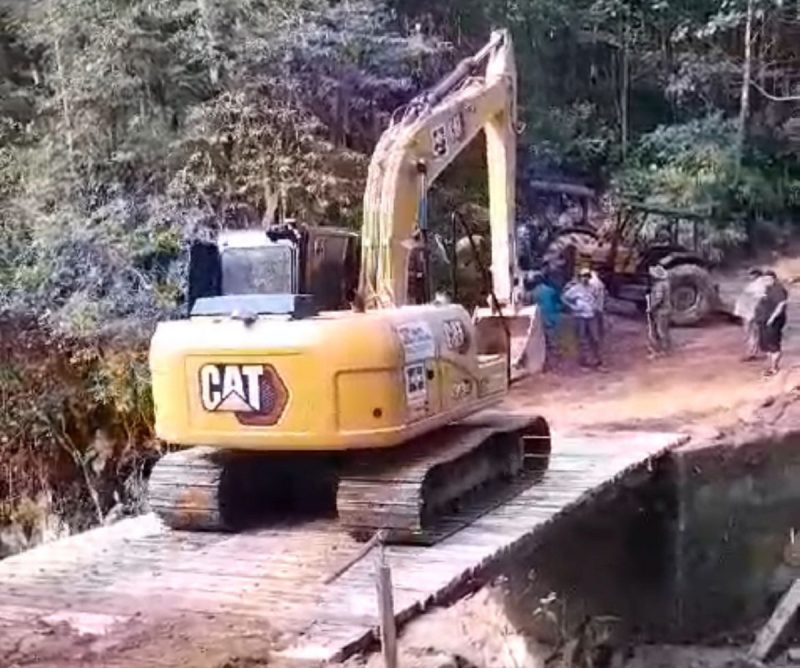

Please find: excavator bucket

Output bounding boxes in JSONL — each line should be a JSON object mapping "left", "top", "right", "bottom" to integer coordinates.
{"left": 473, "top": 304, "right": 547, "bottom": 382}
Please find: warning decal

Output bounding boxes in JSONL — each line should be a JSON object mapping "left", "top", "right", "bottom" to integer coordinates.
{"left": 404, "top": 363, "right": 428, "bottom": 420}
{"left": 396, "top": 321, "right": 436, "bottom": 363}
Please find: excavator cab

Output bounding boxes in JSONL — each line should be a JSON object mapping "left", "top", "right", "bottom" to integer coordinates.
{"left": 186, "top": 223, "right": 360, "bottom": 315}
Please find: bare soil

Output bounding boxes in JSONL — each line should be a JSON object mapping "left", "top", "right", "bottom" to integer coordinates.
{"left": 512, "top": 310, "right": 796, "bottom": 435}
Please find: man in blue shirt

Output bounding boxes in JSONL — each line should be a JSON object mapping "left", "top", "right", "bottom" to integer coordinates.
{"left": 525, "top": 271, "right": 562, "bottom": 370}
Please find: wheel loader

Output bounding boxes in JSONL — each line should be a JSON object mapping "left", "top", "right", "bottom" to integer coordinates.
{"left": 147, "top": 30, "right": 550, "bottom": 545}
{"left": 526, "top": 183, "right": 721, "bottom": 326}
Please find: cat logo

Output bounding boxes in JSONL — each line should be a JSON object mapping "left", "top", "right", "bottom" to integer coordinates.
{"left": 199, "top": 364, "right": 288, "bottom": 426}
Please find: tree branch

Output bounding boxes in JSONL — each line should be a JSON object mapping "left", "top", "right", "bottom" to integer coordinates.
{"left": 750, "top": 80, "right": 800, "bottom": 101}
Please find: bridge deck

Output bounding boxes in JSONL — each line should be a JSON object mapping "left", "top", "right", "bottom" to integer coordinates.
{"left": 0, "top": 428, "right": 685, "bottom": 666}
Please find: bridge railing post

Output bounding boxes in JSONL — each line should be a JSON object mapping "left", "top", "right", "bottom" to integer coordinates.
{"left": 374, "top": 541, "right": 398, "bottom": 668}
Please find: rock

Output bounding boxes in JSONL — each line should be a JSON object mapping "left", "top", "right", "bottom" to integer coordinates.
{"left": 368, "top": 586, "right": 550, "bottom": 668}
{"left": 782, "top": 370, "right": 800, "bottom": 394}
{"left": 0, "top": 523, "right": 30, "bottom": 558}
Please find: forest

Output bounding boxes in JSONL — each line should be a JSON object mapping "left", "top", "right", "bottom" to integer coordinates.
{"left": 0, "top": 0, "right": 798, "bottom": 552}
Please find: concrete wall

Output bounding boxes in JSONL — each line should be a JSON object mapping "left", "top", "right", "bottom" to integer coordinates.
{"left": 498, "top": 457, "right": 680, "bottom": 644}
{"left": 671, "top": 431, "right": 800, "bottom": 640}
{"left": 497, "top": 428, "right": 800, "bottom": 647}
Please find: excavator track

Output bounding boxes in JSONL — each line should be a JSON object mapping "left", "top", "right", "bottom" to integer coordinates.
{"left": 148, "top": 414, "right": 551, "bottom": 544}
{"left": 148, "top": 447, "right": 227, "bottom": 531}
{"left": 148, "top": 447, "right": 338, "bottom": 532}
{"left": 337, "top": 413, "right": 551, "bottom": 544}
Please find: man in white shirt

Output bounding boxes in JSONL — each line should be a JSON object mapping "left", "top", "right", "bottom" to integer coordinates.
{"left": 589, "top": 270, "right": 607, "bottom": 344}
{"left": 734, "top": 268, "right": 770, "bottom": 361}
{"left": 563, "top": 267, "right": 602, "bottom": 368}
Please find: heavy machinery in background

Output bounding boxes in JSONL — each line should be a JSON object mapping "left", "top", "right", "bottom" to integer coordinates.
{"left": 522, "top": 181, "right": 721, "bottom": 326}
{"left": 146, "top": 29, "right": 550, "bottom": 545}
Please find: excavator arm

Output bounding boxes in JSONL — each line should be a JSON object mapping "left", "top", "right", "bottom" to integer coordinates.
{"left": 359, "top": 29, "right": 520, "bottom": 309}
{"left": 358, "top": 29, "right": 545, "bottom": 377}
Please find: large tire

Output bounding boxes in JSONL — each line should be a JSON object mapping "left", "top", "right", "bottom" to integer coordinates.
{"left": 666, "top": 263, "right": 714, "bottom": 327}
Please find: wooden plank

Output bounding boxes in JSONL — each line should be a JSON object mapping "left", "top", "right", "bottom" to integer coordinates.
{"left": 375, "top": 545, "right": 398, "bottom": 668}
{"left": 748, "top": 579, "right": 800, "bottom": 661}
{"left": 0, "top": 428, "right": 686, "bottom": 668}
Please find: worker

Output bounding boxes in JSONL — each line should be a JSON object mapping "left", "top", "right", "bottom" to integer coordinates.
{"left": 754, "top": 270, "right": 788, "bottom": 377}
{"left": 734, "top": 268, "right": 770, "bottom": 361}
{"left": 588, "top": 270, "right": 607, "bottom": 345}
{"left": 562, "top": 267, "right": 602, "bottom": 368}
{"left": 525, "top": 271, "right": 561, "bottom": 370}
{"left": 647, "top": 265, "right": 672, "bottom": 357}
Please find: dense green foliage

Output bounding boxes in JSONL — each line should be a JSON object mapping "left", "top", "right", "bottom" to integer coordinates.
{"left": 0, "top": 0, "right": 448, "bottom": 536}
{"left": 0, "top": 0, "right": 798, "bottom": 540}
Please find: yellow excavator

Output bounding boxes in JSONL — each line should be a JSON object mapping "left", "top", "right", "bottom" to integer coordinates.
{"left": 147, "top": 30, "right": 550, "bottom": 544}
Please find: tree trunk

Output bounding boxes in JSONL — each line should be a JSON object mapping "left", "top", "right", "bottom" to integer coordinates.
{"left": 49, "top": 1, "right": 74, "bottom": 171}
{"left": 620, "top": 18, "right": 629, "bottom": 162}
{"left": 197, "top": 0, "right": 220, "bottom": 86}
{"left": 736, "top": 0, "right": 754, "bottom": 170}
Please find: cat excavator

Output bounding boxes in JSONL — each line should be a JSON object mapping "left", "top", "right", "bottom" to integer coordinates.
{"left": 146, "top": 29, "right": 549, "bottom": 544}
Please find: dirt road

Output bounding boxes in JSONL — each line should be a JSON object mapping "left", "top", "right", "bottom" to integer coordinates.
{"left": 511, "top": 275, "right": 800, "bottom": 435}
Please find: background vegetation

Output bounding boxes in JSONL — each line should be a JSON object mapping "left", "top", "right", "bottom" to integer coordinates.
{"left": 0, "top": 0, "right": 798, "bottom": 550}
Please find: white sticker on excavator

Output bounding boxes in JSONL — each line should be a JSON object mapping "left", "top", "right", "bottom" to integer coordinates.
{"left": 396, "top": 321, "right": 436, "bottom": 363}
{"left": 404, "top": 363, "right": 428, "bottom": 419}
{"left": 442, "top": 319, "right": 468, "bottom": 353}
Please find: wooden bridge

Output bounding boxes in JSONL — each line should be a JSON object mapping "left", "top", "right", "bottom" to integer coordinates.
{"left": 0, "top": 426, "right": 686, "bottom": 667}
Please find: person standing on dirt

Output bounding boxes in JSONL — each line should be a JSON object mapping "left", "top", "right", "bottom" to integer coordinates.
{"left": 525, "top": 271, "right": 562, "bottom": 370}
{"left": 563, "top": 267, "right": 602, "bottom": 368}
{"left": 754, "top": 270, "right": 788, "bottom": 377}
{"left": 647, "top": 265, "right": 672, "bottom": 357}
{"left": 734, "top": 268, "right": 770, "bottom": 361}
{"left": 589, "top": 270, "right": 607, "bottom": 345}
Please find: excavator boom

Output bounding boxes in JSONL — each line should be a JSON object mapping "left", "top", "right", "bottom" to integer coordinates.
{"left": 358, "top": 29, "right": 545, "bottom": 377}
{"left": 359, "top": 29, "right": 518, "bottom": 308}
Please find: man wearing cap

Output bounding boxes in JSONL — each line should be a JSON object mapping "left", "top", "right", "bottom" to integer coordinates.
{"left": 647, "top": 265, "right": 672, "bottom": 356}
{"left": 563, "top": 267, "right": 602, "bottom": 368}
